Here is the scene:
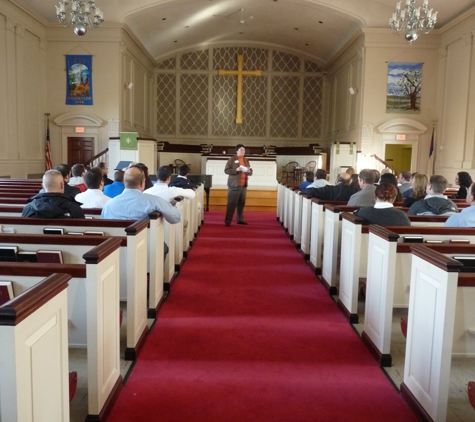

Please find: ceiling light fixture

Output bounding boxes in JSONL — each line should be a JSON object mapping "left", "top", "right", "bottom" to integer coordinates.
{"left": 55, "top": 0, "right": 104, "bottom": 36}
{"left": 389, "top": 0, "right": 437, "bottom": 43}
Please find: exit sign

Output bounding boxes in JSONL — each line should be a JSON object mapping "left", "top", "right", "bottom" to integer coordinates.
{"left": 75, "top": 127, "right": 85, "bottom": 133}
{"left": 396, "top": 134, "right": 406, "bottom": 141}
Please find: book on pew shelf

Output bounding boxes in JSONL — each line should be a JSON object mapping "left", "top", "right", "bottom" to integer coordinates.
{"left": 2, "top": 227, "right": 15, "bottom": 233}
{"left": 67, "top": 231, "right": 84, "bottom": 235}
{"left": 0, "top": 245, "right": 18, "bottom": 261}
{"left": 425, "top": 240, "right": 443, "bottom": 244}
{"left": 36, "top": 250, "right": 63, "bottom": 264}
{"left": 403, "top": 236, "right": 424, "bottom": 243}
{"left": 0, "top": 281, "right": 14, "bottom": 306}
{"left": 83, "top": 231, "right": 105, "bottom": 236}
{"left": 16, "top": 250, "right": 38, "bottom": 262}
{"left": 453, "top": 256, "right": 475, "bottom": 272}
{"left": 43, "top": 227, "right": 64, "bottom": 235}
{"left": 450, "top": 239, "right": 470, "bottom": 244}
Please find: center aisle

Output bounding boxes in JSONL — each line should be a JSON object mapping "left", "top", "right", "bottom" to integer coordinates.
{"left": 108, "top": 211, "right": 417, "bottom": 422}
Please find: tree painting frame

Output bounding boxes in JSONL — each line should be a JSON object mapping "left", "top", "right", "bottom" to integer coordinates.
{"left": 386, "top": 62, "right": 422, "bottom": 114}
{"left": 66, "top": 55, "right": 93, "bottom": 105}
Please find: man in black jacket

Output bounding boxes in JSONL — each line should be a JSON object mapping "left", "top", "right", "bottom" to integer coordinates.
{"left": 300, "top": 172, "right": 357, "bottom": 201}
{"left": 22, "top": 170, "right": 85, "bottom": 218}
{"left": 168, "top": 164, "right": 196, "bottom": 189}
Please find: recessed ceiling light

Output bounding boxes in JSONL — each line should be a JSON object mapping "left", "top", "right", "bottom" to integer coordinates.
{"left": 294, "top": 28, "right": 299, "bottom": 30}
{"left": 185, "top": 26, "right": 189, "bottom": 28}
{"left": 319, "top": 21, "right": 323, "bottom": 24}
{"left": 162, "top": 18, "right": 166, "bottom": 21}
{"left": 174, "top": 40, "right": 177, "bottom": 43}
{"left": 305, "top": 43, "right": 309, "bottom": 46}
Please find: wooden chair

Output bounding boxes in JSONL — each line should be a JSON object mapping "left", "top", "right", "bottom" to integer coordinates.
{"left": 281, "top": 161, "right": 299, "bottom": 180}
{"left": 304, "top": 160, "right": 317, "bottom": 173}
{"left": 173, "top": 159, "right": 191, "bottom": 173}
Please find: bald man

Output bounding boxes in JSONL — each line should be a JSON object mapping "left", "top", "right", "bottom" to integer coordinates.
{"left": 22, "top": 169, "right": 85, "bottom": 218}
{"left": 300, "top": 172, "right": 357, "bottom": 201}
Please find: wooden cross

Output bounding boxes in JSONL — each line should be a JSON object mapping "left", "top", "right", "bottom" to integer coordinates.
{"left": 218, "top": 54, "right": 262, "bottom": 124}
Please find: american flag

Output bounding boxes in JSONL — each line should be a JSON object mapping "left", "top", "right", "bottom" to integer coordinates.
{"left": 45, "top": 113, "right": 53, "bottom": 170}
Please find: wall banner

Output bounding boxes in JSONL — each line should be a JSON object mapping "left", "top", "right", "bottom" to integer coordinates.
{"left": 66, "top": 55, "right": 93, "bottom": 105}
{"left": 386, "top": 62, "right": 422, "bottom": 114}
{"left": 120, "top": 132, "right": 138, "bottom": 150}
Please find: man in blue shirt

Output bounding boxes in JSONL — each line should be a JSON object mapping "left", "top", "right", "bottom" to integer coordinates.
{"left": 101, "top": 167, "right": 181, "bottom": 224}
{"left": 103, "top": 170, "right": 125, "bottom": 198}
{"left": 445, "top": 183, "right": 475, "bottom": 227}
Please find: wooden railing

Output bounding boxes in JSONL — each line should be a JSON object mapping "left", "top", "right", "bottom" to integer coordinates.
{"left": 84, "top": 148, "right": 108, "bottom": 169}
{"left": 370, "top": 154, "right": 397, "bottom": 174}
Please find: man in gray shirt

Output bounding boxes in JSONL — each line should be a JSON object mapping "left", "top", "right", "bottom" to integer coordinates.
{"left": 347, "top": 169, "right": 376, "bottom": 207}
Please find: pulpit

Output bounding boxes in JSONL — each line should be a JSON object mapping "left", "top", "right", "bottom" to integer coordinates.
{"left": 108, "top": 138, "right": 157, "bottom": 178}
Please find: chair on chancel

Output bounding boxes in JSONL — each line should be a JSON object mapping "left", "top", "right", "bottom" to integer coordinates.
{"left": 303, "top": 160, "right": 317, "bottom": 174}
{"left": 281, "top": 161, "right": 300, "bottom": 181}
{"left": 173, "top": 159, "right": 191, "bottom": 174}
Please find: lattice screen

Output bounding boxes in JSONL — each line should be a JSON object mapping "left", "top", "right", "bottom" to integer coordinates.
{"left": 155, "top": 46, "right": 323, "bottom": 141}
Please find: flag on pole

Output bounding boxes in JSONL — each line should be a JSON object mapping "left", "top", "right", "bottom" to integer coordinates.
{"left": 429, "top": 125, "right": 435, "bottom": 158}
{"left": 45, "top": 113, "right": 53, "bottom": 171}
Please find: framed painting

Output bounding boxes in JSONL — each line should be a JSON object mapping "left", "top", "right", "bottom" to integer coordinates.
{"left": 386, "top": 62, "right": 422, "bottom": 114}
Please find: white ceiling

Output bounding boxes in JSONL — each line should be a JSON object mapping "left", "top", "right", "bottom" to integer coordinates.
{"left": 12, "top": 0, "right": 475, "bottom": 64}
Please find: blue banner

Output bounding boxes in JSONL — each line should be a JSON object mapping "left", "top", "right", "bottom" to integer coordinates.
{"left": 66, "top": 55, "right": 93, "bottom": 105}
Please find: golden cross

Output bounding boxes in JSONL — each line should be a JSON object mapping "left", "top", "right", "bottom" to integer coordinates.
{"left": 218, "top": 54, "right": 262, "bottom": 124}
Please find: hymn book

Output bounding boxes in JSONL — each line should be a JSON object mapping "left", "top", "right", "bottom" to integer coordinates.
{"left": 36, "top": 250, "right": 64, "bottom": 264}
{"left": 43, "top": 227, "right": 64, "bottom": 235}
{"left": 16, "top": 251, "right": 39, "bottom": 262}
{"left": 0, "top": 281, "right": 14, "bottom": 306}
{"left": 0, "top": 245, "right": 18, "bottom": 262}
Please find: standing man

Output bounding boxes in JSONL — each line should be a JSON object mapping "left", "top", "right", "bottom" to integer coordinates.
{"left": 224, "top": 144, "right": 253, "bottom": 226}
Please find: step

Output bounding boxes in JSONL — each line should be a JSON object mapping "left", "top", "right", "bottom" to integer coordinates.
{"left": 208, "top": 189, "right": 277, "bottom": 212}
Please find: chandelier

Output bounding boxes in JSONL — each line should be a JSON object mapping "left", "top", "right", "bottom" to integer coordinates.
{"left": 389, "top": 0, "right": 438, "bottom": 43}
{"left": 55, "top": 0, "right": 104, "bottom": 36}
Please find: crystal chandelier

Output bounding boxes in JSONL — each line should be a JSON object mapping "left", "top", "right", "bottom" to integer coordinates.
{"left": 389, "top": 0, "right": 438, "bottom": 43}
{"left": 55, "top": 0, "right": 104, "bottom": 36}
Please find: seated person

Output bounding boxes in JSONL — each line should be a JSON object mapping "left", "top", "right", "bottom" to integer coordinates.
{"left": 402, "top": 173, "right": 428, "bottom": 208}
{"left": 23, "top": 169, "right": 85, "bottom": 218}
{"left": 133, "top": 163, "right": 154, "bottom": 190}
{"left": 347, "top": 169, "right": 376, "bottom": 207}
{"left": 307, "top": 169, "right": 329, "bottom": 189}
{"left": 299, "top": 171, "right": 314, "bottom": 189}
{"left": 453, "top": 171, "right": 473, "bottom": 199}
{"left": 69, "top": 163, "right": 87, "bottom": 192}
{"left": 98, "top": 162, "right": 113, "bottom": 186}
{"left": 301, "top": 172, "right": 357, "bottom": 201}
{"left": 407, "top": 175, "right": 458, "bottom": 215}
{"left": 354, "top": 183, "right": 411, "bottom": 226}
{"left": 445, "top": 182, "right": 475, "bottom": 227}
{"left": 380, "top": 173, "right": 403, "bottom": 202}
{"left": 39, "top": 164, "right": 81, "bottom": 201}
{"left": 398, "top": 171, "right": 412, "bottom": 194}
{"left": 75, "top": 167, "right": 111, "bottom": 208}
{"left": 103, "top": 170, "right": 125, "bottom": 198}
{"left": 168, "top": 164, "right": 196, "bottom": 189}
{"left": 145, "top": 166, "right": 196, "bottom": 202}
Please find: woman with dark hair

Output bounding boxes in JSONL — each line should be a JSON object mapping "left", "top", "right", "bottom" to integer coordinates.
{"left": 132, "top": 163, "right": 154, "bottom": 190}
{"left": 349, "top": 174, "right": 360, "bottom": 191}
{"left": 454, "top": 171, "right": 472, "bottom": 199}
{"left": 402, "top": 173, "right": 428, "bottom": 207}
{"left": 380, "top": 172, "right": 403, "bottom": 202}
{"left": 354, "top": 182, "right": 411, "bottom": 226}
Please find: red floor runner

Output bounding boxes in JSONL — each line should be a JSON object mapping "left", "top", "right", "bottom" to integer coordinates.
{"left": 108, "top": 211, "right": 417, "bottom": 422}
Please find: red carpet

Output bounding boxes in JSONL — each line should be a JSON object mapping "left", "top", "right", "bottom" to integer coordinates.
{"left": 108, "top": 211, "right": 417, "bottom": 422}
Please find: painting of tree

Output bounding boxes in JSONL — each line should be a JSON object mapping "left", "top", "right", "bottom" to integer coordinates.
{"left": 386, "top": 62, "right": 422, "bottom": 114}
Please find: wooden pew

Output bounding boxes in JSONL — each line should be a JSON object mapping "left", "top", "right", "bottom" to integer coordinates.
{"left": 337, "top": 214, "right": 449, "bottom": 324}
{"left": 0, "top": 273, "right": 71, "bottom": 422}
{"left": 0, "top": 205, "right": 103, "bottom": 218}
{"left": 362, "top": 226, "right": 475, "bottom": 367}
{"left": 401, "top": 246, "right": 475, "bottom": 422}
{"left": 0, "top": 238, "right": 123, "bottom": 421}
{"left": 0, "top": 216, "right": 161, "bottom": 344}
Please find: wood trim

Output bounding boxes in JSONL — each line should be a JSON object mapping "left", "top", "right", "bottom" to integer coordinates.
{"left": 0, "top": 216, "right": 135, "bottom": 228}
{"left": 323, "top": 204, "right": 357, "bottom": 213}
{"left": 311, "top": 199, "right": 347, "bottom": 206}
{"left": 83, "top": 238, "right": 122, "bottom": 264}
{"left": 124, "top": 219, "right": 149, "bottom": 236}
{"left": 361, "top": 331, "right": 392, "bottom": 367}
{"left": 457, "top": 274, "right": 475, "bottom": 287}
{"left": 124, "top": 326, "right": 149, "bottom": 361}
{"left": 0, "top": 273, "right": 70, "bottom": 326}
{"left": 368, "top": 225, "right": 400, "bottom": 242}
{"left": 400, "top": 382, "right": 434, "bottom": 422}
{"left": 397, "top": 244, "right": 475, "bottom": 254}
{"left": 410, "top": 245, "right": 463, "bottom": 272}
{"left": 336, "top": 299, "right": 358, "bottom": 324}
{"left": 85, "top": 375, "right": 123, "bottom": 422}
{"left": 341, "top": 212, "right": 365, "bottom": 225}
{"left": 0, "top": 233, "right": 126, "bottom": 247}
{"left": 320, "top": 276, "right": 338, "bottom": 296}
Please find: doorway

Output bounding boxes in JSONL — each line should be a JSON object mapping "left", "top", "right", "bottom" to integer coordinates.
{"left": 384, "top": 144, "right": 412, "bottom": 174}
{"left": 68, "top": 137, "right": 94, "bottom": 167}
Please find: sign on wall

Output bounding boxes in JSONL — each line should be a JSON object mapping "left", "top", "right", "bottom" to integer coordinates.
{"left": 386, "top": 62, "right": 422, "bottom": 114}
{"left": 66, "top": 55, "right": 93, "bottom": 105}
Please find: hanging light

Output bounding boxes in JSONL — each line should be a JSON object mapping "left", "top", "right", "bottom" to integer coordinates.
{"left": 389, "top": 0, "right": 437, "bottom": 43}
{"left": 55, "top": 0, "right": 104, "bottom": 36}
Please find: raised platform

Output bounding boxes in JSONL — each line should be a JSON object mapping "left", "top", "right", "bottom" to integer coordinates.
{"left": 208, "top": 189, "right": 277, "bottom": 212}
